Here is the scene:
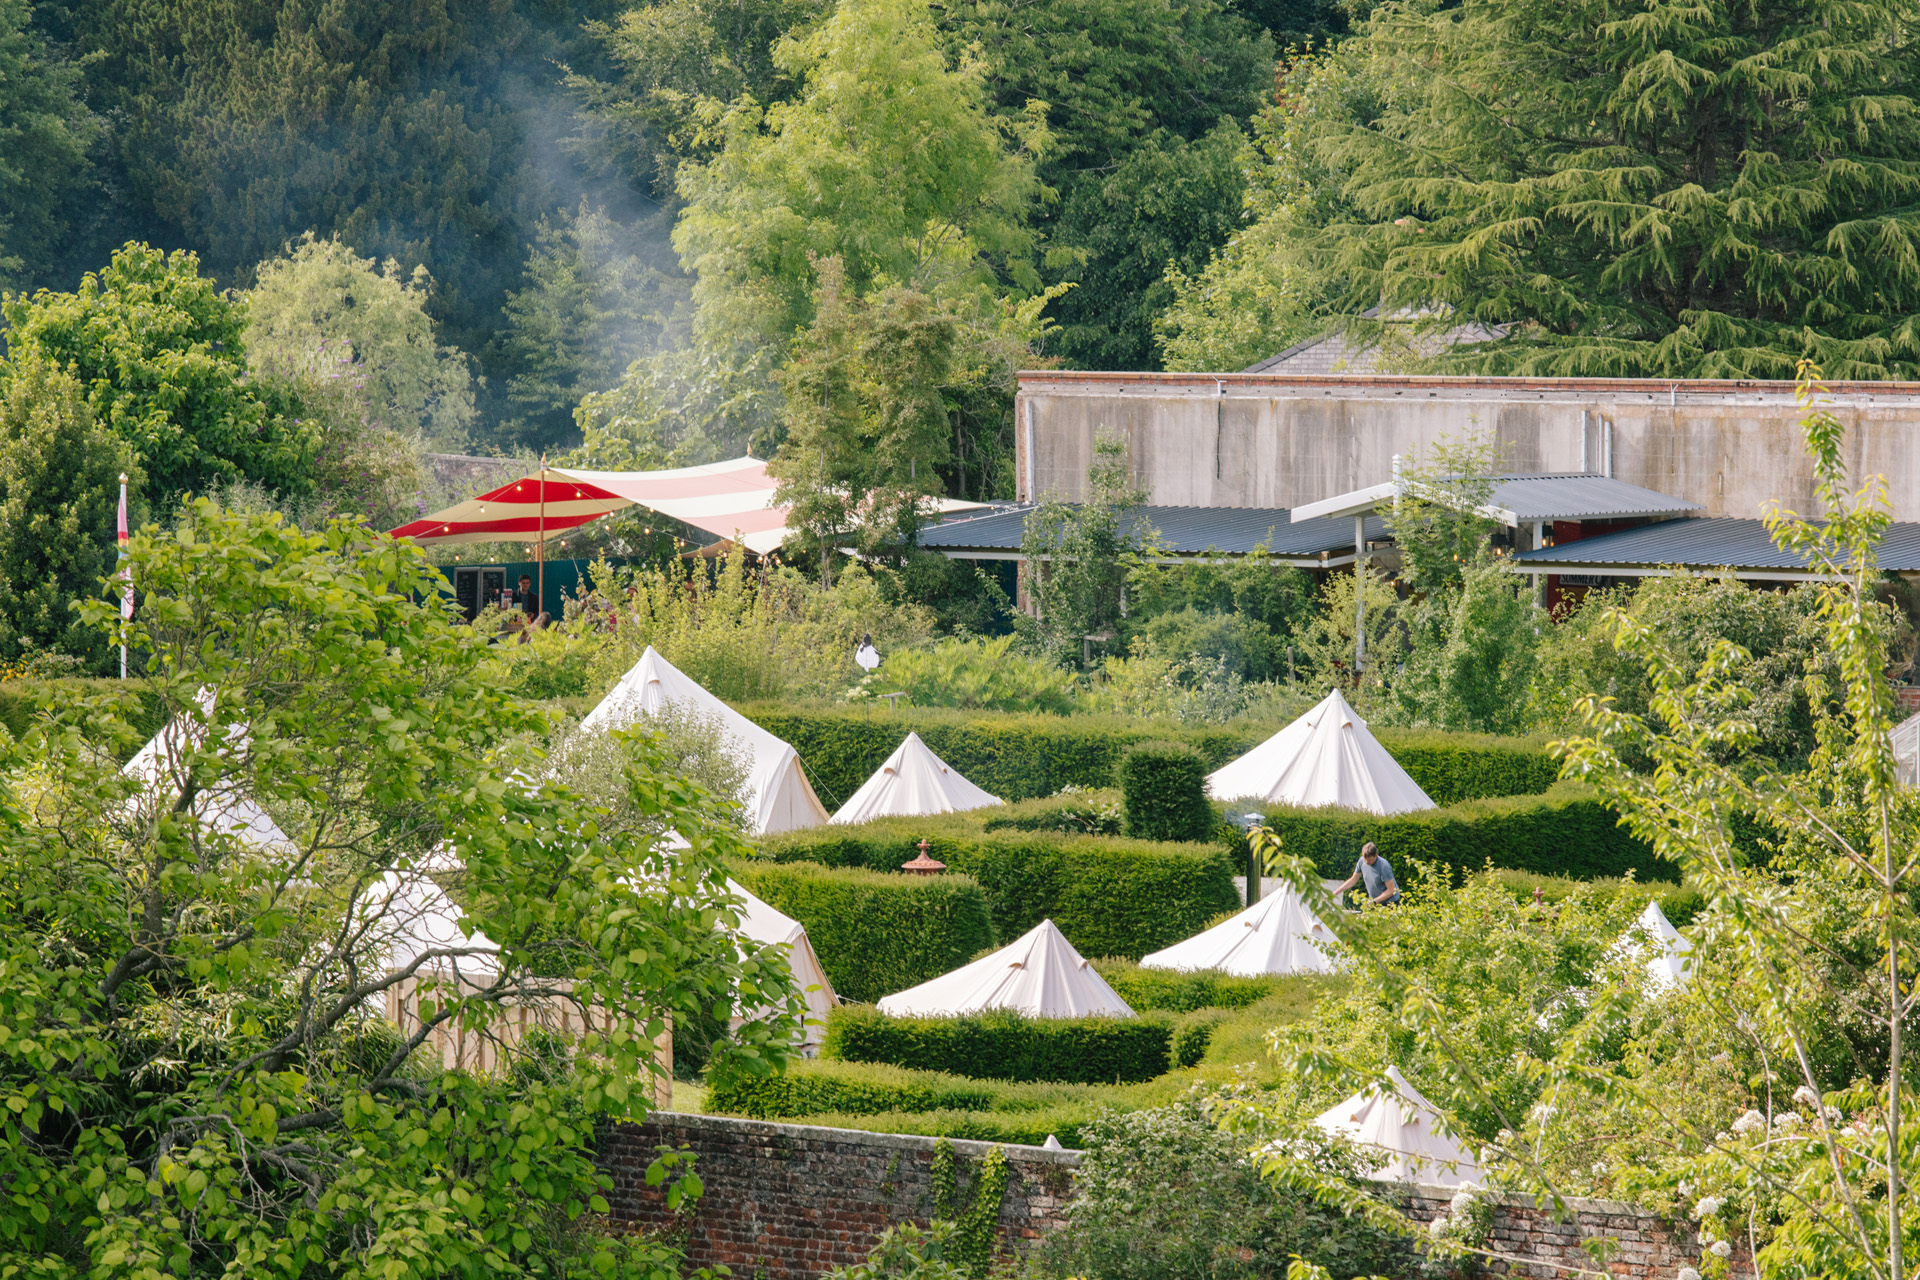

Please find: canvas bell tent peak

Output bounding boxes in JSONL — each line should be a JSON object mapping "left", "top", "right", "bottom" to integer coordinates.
{"left": 1206, "top": 688, "right": 1437, "bottom": 815}
{"left": 877, "top": 919, "right": 1135, "bottom": 1019}
{"left": 370, "top": 866, "right": 503, "bottom": 978}
{"left": 729, "top": 878, "right": 837, "bottom": 1050}
{"left": 1138, "top": 884, "right": 1338, "bottom": 977}
{"left": 830, "top": 732, "right": 1005, "bottom": 824}
{"left": 582, "top": 646, "right": 829, "bottom": 836}
{"left": 1617, "top": 900, "right": 1693, "bottom": 993}
{"left": 124, "top": 713, "right": 296, "bottom": 856}
{"left": 1313, "top": 1065, "right": 1481, "bottom": 1188}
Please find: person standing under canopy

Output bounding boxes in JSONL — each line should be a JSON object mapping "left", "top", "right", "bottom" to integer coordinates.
{"left": 1334, "top": 842, "right": 1401, "bottom": 906}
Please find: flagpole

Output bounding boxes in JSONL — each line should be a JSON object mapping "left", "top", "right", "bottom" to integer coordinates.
{"left": 537, "top": 456, "right": 547, "bottom": 620}
{"left": 116, "top": 473, "right": 130, "bottom": 680}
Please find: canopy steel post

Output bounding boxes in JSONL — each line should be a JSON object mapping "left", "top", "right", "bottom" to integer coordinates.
{"left": 1354, "top": 514, "right": 1366, "bottom": 675}
{"left": 538, "top": 456, "right": 547, "bottom": 618}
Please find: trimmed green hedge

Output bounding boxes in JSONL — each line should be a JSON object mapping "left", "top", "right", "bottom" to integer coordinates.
{"left": 823, "top": 1006, "right": 1174, "bottom": 1084}
{"left": 735, "top": 703, "right": 1557, "bottom": 809}
{"left": 707, "top": 1058, "right": 1000, "bottom": 1119}
{"left": 1088, "top": 960, "right": 1292, "bottom": 1013}
{"left": 755, "top": 823, "right": 1240, "bottom": 961}
{"left": 775, "top": 1106, "right": 1097, "bottom": 1149}
{"left": 1242, "top": 782, "right": 1678, "bottom": 885}
{"left": 980, "top": 790, "right": 1123, "bottom": 837}
{"left": 729, "top": 860, "right": 996, "bottom": 1004}
{"left": 1120, "top": 742, "right": 1214, "bottom": 843}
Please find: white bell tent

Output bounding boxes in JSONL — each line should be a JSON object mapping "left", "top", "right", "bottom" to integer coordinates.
{"left": 1617, "top": 900, "right": 1693, "bottom": 993}
{"left": 124, "top": 713, "right": 295, "bottom": 855}
{"left": 1138, "top": 884, "right": 1338, "bottom": 977}
{"left": 581, "top": 646, "right": 829, "bottom": 835}
{"left": 877, "top": 920, "right": 1134, "bottom": 1019}
{"left": 1207, "top": 688, "right": 1437, "bottom": 815}
{"left": 830, "top": 732, "right": 1004, "bottom": 824}
{"left": 1314, "top": 1065, "right": 1481, "bottom": 1187}
{"left": 730, "top": 881, "right": 837, "bottom": 1049}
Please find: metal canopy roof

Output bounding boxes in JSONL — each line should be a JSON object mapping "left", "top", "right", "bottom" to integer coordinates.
{"left": 1512, "top": 517, "right": 1920, "bottom": 579}
{"left": 1292, "top": 473, "right": 1701, "bottom": 525}
{"left": 919, "top": 505, "right": 1391, "bottom": 565}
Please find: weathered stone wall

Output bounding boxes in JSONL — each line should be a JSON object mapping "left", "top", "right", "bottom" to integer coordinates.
{"left": 598, "top": 1113, "right": 1077, "bottom": 1280}
{"left": 1405, "top": 1188, "right": 1725, "bottom": 1279}
{"left": 599, "top": 1113, "right": 1722, "bottom": 1280}
{"left": 1014, "top": 371, "right": 1920, "bottom": 523}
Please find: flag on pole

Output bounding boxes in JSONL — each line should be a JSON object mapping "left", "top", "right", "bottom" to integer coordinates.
{"left": 116, "top": 474, "right": 130, "bottom": 679}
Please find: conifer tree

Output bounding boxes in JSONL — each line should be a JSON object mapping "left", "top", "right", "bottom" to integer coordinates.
{"left": 1292, "top": 0, "right": 1920, "bottom": 377}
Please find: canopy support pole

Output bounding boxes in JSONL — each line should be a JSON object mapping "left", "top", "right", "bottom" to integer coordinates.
{"left": 1354, "top": 515, "right": 1366, "bottom": 675}
{"left": 538, "top": 457, "right": 547, "bottom": 617}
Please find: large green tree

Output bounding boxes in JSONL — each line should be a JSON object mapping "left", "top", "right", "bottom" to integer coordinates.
{"left": 0, "top": 503, "right": 803, "bottom": 1275}
{"left": 0, "top": 0, "right": 96, "bottom": 288}
{"left": 1285, "top": 0, "right": 1920, "bottom": 377}
{"left": 2, "top": 243, "right": 319, "bottom": 502}
{"left": 0, "top": 354, "right": 140, "bottom": 671}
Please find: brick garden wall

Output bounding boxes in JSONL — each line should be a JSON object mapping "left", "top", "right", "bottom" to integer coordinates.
{"left": 599, "top": 1113, "right": 1077, "bottom": 1280}
{"left": 599, "top": 1112, "right": 1718, "bottom": 1280}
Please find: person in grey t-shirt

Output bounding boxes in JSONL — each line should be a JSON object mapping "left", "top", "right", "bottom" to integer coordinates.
{"left": 1334, "top": 841, "right": 1401, "bottom": 906}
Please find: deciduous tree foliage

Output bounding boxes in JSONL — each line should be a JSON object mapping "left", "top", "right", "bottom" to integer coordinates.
{"left": 2, "top": 244, "right": 318, "bottom": 502}
{"left": 1293, "top": 0, "right": 1920, "bottom": 377}
{"left": 0, "top": 505, "right": 805, "bottom": 1277}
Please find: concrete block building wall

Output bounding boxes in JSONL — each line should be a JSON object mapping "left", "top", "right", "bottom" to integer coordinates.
{"left": 599, "top": 1112, "right": 1723, "bottom": 1280}
{"left": 1013, "top": 372, "right": 1920, "bottom": 523}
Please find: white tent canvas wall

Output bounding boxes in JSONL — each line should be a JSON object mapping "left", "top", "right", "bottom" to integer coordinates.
{"left": 582, "top": 646, "right": 829, "bottom": 835}
{"left": 1617, "top": 900, "right": 1693, "bottom": 993}
{"left": 830, "top": 732, "right": 1004, "bottom": 824}
{"left": 1138, "top": 884, "right": 1338, "bottom": 977}
{"left": 877, "top": 919, "right": 1134, "bottom": 1019}
{"left": 124, "top": 714, "right": 295, "bottom": 855}
{"left": 1314, "top": 1066, "right": 1480, "bottom": 1187}
{"left": 730, "top": 881, "right": 837, "bottom": 1049}
{"left": 1207, "top": 688, "right": 1437, "bottom": 815}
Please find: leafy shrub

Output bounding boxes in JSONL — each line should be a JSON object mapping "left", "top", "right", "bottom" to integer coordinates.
{"left": 980, "top": 788, "right": 1123, "bottom": 837}
{"left": 1119, "top": 742, "right": 1214, "bottom": 842}
{"left": 856, "top": 635, "right": 1076, "bottom": 713}
{"left": 1037, "top": 1101, "right": 1412, "bottom": 1280}
{"left": 824, "top": 1006, "right": 1174, "bottom": 1084}
{"left": 730, "top": 860, "right": 997, "bottom": 1003}
{"left": 1168, "top": 1013, "right": 1223, "bottom": 1068}
{"left": 1226, "top": 783, "right": 1675, "bottom": 886}
{"left": 0, "top": 677, "right": 166, "bottom": 749}
{"left": 1088, "top": 960, "right": 1290, "bottom": 1013}
{"left": 708, "top": 1058, "right": 999, "bottom": 1118}
{"left": 756, "top": 823, "right": 1239, "bottom": 960}
{"left": 738, "top": 702, "right": 1556, "bottom": 809}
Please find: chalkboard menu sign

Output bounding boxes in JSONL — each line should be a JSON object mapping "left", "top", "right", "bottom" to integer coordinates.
{"left": 482, "top": 569, "right": 506, "bottom": 611}
{"left": 454, "top": 568, "right": 481, "bottom": 621}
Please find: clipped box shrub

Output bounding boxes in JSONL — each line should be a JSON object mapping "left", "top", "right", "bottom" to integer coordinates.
{"left": 1088, "top": 959, "right": 1292, "bottom": 1013}
{"left": 823, "top": 1005, "right": 1174, "bottom": 1084}
{"left": 755, "top": 824, "right": 1239, "bottom": 961}
{"left": 707, "top": 1058, "right": 1000, "bottom": 1119}
{"left": 1243, "top": 782, "right": 1677, "bottom": 885}
{"left": 735, "top": 702, "right": 1557, "bottom": 808}
{"left": 1120, "top": 742, "right": 1215, "bottom": 843}
{"left": 730, "top": 860, "right": 997, "bottom": 1004}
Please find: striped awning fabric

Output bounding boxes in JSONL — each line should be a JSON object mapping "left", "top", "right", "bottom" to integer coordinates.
{"left": 390, "top": 457, "right": 790, "bottom": 552}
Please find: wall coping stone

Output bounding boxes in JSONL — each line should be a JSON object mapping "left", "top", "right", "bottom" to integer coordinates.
{"left": 644, "top": 1110, "right": 1084, "bottom": 1167}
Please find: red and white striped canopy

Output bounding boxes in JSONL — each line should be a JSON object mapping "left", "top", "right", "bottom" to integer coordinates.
{"left": 390, "top": 457, "right": 792, "bottom": 553}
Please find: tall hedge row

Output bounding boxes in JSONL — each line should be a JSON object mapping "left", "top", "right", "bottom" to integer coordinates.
{"left": 735, "top": 704, "right": 1558, "bottom": 809}
{"left": 823, "top": 1006, "right": 1175, "bottom": 1084}
{"left": 729, "top": 861, "right": 996, "bottom": 1004}
{"left": 1248, "top": 783, "right": 1679, "bottom": 885}
{"left": 755, "top": 824, "right": 1240, "bottom": 961}
{"left": 1119, "top": 743, "right": 1215, "bottom": 843}
{"left": 707, "top": 1059, "right": 1001, "bottom": 1119}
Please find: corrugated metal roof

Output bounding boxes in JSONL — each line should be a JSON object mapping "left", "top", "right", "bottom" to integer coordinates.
{"left": 1491, "top": 474, "right": 1701, "bottom": 522}
{"left": 920, "top": 505, "right": 1391, "bottom": 559}
{"left": 1514, "top": 517, "right": 1920, "bottom": 572}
